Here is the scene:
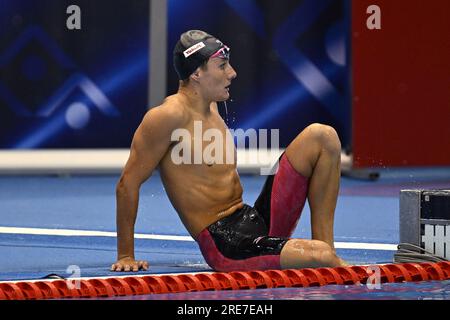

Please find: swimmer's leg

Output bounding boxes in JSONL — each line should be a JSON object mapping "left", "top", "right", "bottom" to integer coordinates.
{"left": 280, "top": 239, "right": 348, "bottom": 269}
{"left": 197, "top": 227, "right": 348, "bottom": 271}
{"left": 262, "top": 154, "right": 309, "bottom": 238}
{"left": 254, "top": 151, "right": 309, "bottom": 239}
{"left": 285, "top": 123, "right": 341, "bottom": 250}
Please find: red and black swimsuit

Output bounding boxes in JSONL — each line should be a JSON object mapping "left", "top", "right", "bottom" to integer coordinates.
{"left": 197, "top": 153, "right": 309, "bottom": 272}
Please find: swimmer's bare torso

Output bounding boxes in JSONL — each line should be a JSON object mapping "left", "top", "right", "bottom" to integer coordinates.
{"left": 121, "top": 93, "right": 243, "bottom": 241}
{"left": 159, "top": 95, "right": 243, "bottom": 239}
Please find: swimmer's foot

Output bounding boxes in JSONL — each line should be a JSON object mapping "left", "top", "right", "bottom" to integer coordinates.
{"left": 337, "top": 257, "right": 350, "bottom": 267}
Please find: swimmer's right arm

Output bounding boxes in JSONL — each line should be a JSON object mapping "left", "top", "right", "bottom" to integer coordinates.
{"left": 111, "top": 105, "right": 185, "bottom": 272}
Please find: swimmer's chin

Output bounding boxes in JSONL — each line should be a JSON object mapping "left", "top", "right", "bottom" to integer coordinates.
{"left": 216, "top": 94, "right": 231, "bottom": 102}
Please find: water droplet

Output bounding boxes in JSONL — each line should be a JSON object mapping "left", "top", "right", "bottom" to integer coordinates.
{"left": 223, "top": 100, "right": 229, "bottom": 124}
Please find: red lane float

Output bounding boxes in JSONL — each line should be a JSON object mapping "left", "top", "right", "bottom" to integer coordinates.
{"left": 1, "top": 261, "right": 449, "bottom": 300}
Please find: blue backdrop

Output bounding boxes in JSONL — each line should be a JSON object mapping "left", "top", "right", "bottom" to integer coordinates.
{"left": 0, "top": 0, "right": 148, "bottom": 148}
{"left": 0, "top": 0, "right": 351, "bottom": 149}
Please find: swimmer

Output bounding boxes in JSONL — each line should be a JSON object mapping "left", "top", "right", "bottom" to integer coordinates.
{"left": 111, "top": 30, "right": 348, "bottom": 272}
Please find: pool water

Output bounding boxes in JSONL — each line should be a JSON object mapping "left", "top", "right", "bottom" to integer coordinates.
{"left": 104, "top": 280, "right": 450, "bottom": 300}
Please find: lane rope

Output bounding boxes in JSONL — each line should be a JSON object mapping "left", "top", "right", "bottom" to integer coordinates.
{"left": 1, "top": 261, "right": 449, "bottom": 299}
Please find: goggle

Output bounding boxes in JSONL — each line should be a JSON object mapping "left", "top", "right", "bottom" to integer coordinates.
{"left": 210, "top": 45, "right": 230, "bottom": 60}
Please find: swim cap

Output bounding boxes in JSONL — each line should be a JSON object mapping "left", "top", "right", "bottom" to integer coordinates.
{"left": 173, "top": 30, "right": 230, "bottom": 80}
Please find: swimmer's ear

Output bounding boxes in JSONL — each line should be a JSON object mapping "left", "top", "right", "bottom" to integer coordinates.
{"left": 190, "top": 67, "right": 202, "bottom": 82}
{"left": 191, "top": 71, "right": 201, "bottom": 82}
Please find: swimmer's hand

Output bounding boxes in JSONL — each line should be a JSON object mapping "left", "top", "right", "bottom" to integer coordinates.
{"left": 111, "top": 257, "right": 149, "bottom": 272}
